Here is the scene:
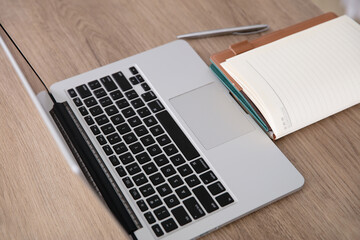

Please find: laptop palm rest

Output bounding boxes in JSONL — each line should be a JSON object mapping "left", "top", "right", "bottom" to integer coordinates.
{"left": 170, "top": 82, "right": 255, "bottom": 150}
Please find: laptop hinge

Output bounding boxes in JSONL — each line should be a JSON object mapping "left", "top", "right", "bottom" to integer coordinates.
{"left": 50, "top": 101, "right": 141, "bottom": 235}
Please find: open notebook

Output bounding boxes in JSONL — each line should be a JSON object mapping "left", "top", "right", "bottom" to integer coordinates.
{"left": 219, "top": 15, "right": 360, "bottom": 139}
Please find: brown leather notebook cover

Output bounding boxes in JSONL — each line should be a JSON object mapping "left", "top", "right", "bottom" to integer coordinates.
{"left": 210, "top": 12, "right": 338, "bottom": 138}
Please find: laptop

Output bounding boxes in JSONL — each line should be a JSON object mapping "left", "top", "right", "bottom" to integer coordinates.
{"left": 0, "top": 25, "right": 304, "bottom": 240}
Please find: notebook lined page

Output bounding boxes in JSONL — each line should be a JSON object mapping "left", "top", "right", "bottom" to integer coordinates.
{"left": 221, "top": 16, "right": 360, "bottom": 138}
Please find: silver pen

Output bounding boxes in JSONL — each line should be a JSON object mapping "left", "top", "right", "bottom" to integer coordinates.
{"left": 177, "top": 24, "right": 269, "bottom": 39}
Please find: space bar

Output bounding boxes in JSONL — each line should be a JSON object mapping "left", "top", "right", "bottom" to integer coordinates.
{"left": 156, "top": 110, "right": 200, "bottom": 160}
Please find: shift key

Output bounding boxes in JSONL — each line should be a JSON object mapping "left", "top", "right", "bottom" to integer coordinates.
{"left": 193, "top": 186, "right": 219, "bottom": 213}
{"left": 112, "top": 71, "right": 132, "bottom": 91}
{"left": 183, "top": 197, "right": 205, "bottom": 220}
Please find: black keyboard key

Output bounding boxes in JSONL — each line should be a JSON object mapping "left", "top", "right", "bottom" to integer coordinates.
{"left": 144, "top": 212, "right": 156, "bottom": 224}
{"left": 115, "top": 98, "right": 129, "bottom": 109}
{"left": 123, "top": 177, "right": 134, "bottom": 188}
{"left": 190, "top": 158, "right": 209, "bottom": 174}
{"left": 95, "top": 114, "right": 109, "bottom": 126}
{"left": 185, "top": 174, "right": 201, "bottom": 188}
{"left": 200, "top": 171, "right": 217, "bottom": 184}
{"left": 146, "top": 194, "right": 162, "bottom": 208}
{"left": 125, "top": 90, "right": 138, "bottom": 100}
{"left": 134, "top": 125, "right": 148, "bottom": 137}
{"left": 128, "top": 116, "right": 141, "bottom": 127}
{"left": 99, "top": 96, "right": 112, "bottom": 107}
{"left": 96, "top": 135, "right": 107, "bottom": 145}
{"left": 132, "top": 173, "right": 148, "bottom": 186}
{"left": 154, "top": 154, "right": 169, "bottom": 167}
{"left": 88, "top": 80, "right": 101, "bottom": 90}
{"left": 164, "top": 194, "right": 180, "bottom": 208}
{"left": 84, "top": 115, "right": 94, "bottom": 125}
{"left": 178, "top": 164, "right": 193, "bottom": 177}
{"left": 136, "top": 200, "right": 148, "bottom": 212}
{"left": 208, "top": 182, "right": 225, "bottom": 196}
{"left": 168, "top": 175, "right": 184, "bottom": 188}
{"left": 131, "top": 98, "right": 144, "bottom": 109}
{"left": 172, "top": 206, "right": 192, "bottom": 226}
{"left": 140, "top": 135, "right": 155, "bottom": 146}
{"left": 141, "top": 82, "right": 150, "bottom": 91}
{"left": 68, "top": 88, "right": 77, "bottom": 97}
{"left": 170, "top": 154, "right": 185, "bottom": 166}
{"left": 149, "top": 172, "right": 165, "bottom": 186}
{"left": 109, "top": 155, "right": 120, "bottom": 166}
{"left": 105, "top": 105, "right": 119, "bottom": 116}
{"left": 101, "top": 123, "right": 115, "bottom": 135}
{"left": 126, "top": 162, "right": 141, "bottom": 175}
{"left": 142, "top": 162, "right": 157, "bottom": 175}
{"left": 117, "top": 123, "right": 131, "bottom": 134}
{"left": 123, "top": 132, "right": 137, "bottom": 144}
{"left": 139, "top": 184, "right": 155, "bottom": 197}
{"left": 76, "top": 84, "right": 91, "bottom": 99}
{"left": 147, "top": 144, "right": 162, "bottom": 156}
{"left": 135, "top": 152, "right": 151, "bottom": 164}
{"left": 84, "top": 97, "right": 97, "bottom": 107}
{"left": 161, "top": 164, "right": 176, "bottom": 177}
{"left": 119, "top": 152, "right": 135, "bottom": 165}
{"left": 129, "top": 76, "right": 139, "bottom": 85}
{"left": 137, "top": 107, "right": 151, "bottom": 118}
{"left": 163, "top": 144, "right": 178, "bottom": 156}
{"left": 156, "top": 111, "right": 200, "bottom": 160}
{"left": 148, "top": 100, "right": 164, "bottom": 113}
{"left": 90, "top": 125, "right": 101, "bottom": 135}
{"left": 94, "top": 88, "right": 107, "bottom": 98}
{"left": 121, "top": 107, "right": 135, "bottom": 118}
{"left": 89, "top": 105, "right": 103, "bottom": 116}
{"left": 215, "top": 192, "right": 234, "bottom": 207}
{"left": 175, "top": 186, "right": 191, "bottom": 199}
{"left": 112, "top": 71, "right": 132, "bottom": 91}
{"left": 102, "top": 145, "right": 113, "bottom": 156}
{"left": 183, "top": 197, "right": 205, "bottom": 220}
{"left": 78, "top": 107, "right": 88, "bottom": 118}
{"left": 129, "top": 66, "right": 138, "bottom": 75}
{"left": 193, "top": 186, "right": 219, "bottom": 213}
{"left": 110, "top": 90, "right": 123, "bottom": 100}
{"left": 156, "top": 134, "right": 171, "bottom": 146}
{"left": 161, "top": 218, "right": 178, "bottom": 233}
{"left": 152, "top": 224, "right": 164, "bottom": 237}
{"left": 78, "top": 106, "right": 88, "bottom": 116}
{"left": 113, "top": 143, "right": 127, "bottom": 154}
{"left": 141, "top": 91, "right": 156, "bottom": 102}
{"left": 143, "top": 116, "right": 157, "bottom": 127}
{"left": 100, "top": 76, "right": 117, "bottom": 91}
{"left": 154, "top": 206, "right": 170, "bottom": 221}
{"left": 156, "top": 183, "right": 172, "bottom": 197}
{"left": 150, "top": 125, "right": 164, "bottom": 136}
{"left": 116, "top": 166, "right": 126, "bottom": 177}
{"left": 129, "top": 142, "right": 144, "bottom": 154}
{"left": 73, "top": 97, "right": 83, "bottom": 106}
{"left": 110, "top": 114, "right": 125, "bottom": 125}
{"left": 129, "top": 188, "right": 141, "bottom": 200}
{"left": 135, "top": 74, "right": 144, "bottom": 83}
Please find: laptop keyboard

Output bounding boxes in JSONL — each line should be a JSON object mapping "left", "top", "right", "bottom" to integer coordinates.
{"left": 67, "top": 66, "right": 234, "bottom": 238}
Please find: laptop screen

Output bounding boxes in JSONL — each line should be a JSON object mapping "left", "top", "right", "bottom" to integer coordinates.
{"left": 0, "top": 24, "right": 48, "bottom": 95}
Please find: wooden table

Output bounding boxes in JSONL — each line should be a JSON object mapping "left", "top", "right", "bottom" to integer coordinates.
{"left": 0, "top": 0, "right": 359, "bottom": 239}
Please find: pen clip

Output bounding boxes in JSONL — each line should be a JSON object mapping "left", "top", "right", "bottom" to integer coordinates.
{"left": 233, "top": 26, "right": 269, "bottom": 35}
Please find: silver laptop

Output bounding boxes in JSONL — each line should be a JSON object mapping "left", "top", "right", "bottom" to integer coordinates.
{"left": 1, "top": 26, "right": 304, "bottom": 240}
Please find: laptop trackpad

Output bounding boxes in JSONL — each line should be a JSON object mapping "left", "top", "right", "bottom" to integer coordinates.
{"left": 169, "top": 83, "right": 254, "bottom": 150}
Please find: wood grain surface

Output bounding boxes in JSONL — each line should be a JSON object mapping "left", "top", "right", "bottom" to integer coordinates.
{"left": 0, "top": 0, "right": 359, "bottom": 239}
